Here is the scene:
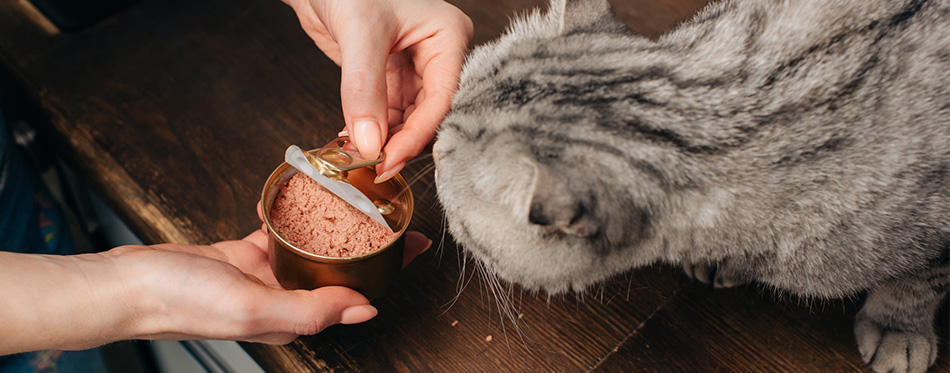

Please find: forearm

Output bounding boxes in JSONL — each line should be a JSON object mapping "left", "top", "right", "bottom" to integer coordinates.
{"left": 0, "top": 230, "right": 383, "bottom": 354}
{"left": 0, "top": 251, "right": 144, "bottom": 355}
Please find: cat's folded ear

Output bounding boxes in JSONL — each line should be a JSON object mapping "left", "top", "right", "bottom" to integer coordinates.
{"left": 528, "top": 162, "right": 598, "bottom": 237}
{"left": 553, "top": 0, "right": 628, "bottom": 35}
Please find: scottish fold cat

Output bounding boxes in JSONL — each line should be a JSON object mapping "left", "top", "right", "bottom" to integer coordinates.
{"left": 433, "top": 0, "right": 949, "bottom": 372}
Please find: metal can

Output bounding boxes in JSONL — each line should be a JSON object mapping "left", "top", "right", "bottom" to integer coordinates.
{"left": 260, "top": 140, "right": 413, "bottom": 298}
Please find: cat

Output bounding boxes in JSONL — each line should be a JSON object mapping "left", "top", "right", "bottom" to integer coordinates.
{"left": 432, "top": 0, "right": 949, "bottom": 372}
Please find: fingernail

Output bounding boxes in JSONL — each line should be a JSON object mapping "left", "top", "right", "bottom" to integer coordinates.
{"left": 338, "top": 129, "right": 349, "bottom": 137}
{"left": 340, "top": 304, "right": 378, "bottom": 324}
{"left": 374, "top": 161, "right": 406, "bottom": 184}
{"left": 353, "top": 120, "right": 382, "bottom": 160}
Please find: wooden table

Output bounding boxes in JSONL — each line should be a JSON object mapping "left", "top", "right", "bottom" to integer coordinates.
{"left": 1, "top": 0, "right": 946, "bottom": 371}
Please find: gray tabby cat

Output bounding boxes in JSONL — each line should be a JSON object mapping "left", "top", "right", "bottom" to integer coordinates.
{"left": 433, "top": 0, "right": 949, "bottom": 372}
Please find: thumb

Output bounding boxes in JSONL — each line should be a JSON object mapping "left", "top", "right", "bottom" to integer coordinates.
{"left": 265, "top": 286, "right": 376, "bottom": 336}
{"left": 338, "top": 21, "right": 391, "bottom": 161}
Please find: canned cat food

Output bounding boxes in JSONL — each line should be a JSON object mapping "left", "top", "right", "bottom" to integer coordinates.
{"left": 260, "top": 147, "right": 413, "bottom": 298}
{"left": 271, "top": 172, "right": 398, "bottom": 257}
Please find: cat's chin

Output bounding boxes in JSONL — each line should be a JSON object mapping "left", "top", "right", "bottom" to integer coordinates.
{"left": 473, "top": 250, "right": 616, "bottom": 296}
{"left": 492, "top": 271, "right": 591, "bottom": 295}
{"left": 492, "top": 267, "right": 612, "bottom": 296}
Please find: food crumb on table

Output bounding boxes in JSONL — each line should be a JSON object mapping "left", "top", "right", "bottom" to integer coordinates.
{"left": 451, "top": 320, "right": 459, "bottom": 327}
{"left": 485, "top": 335, "right": 493, "bottom": 342}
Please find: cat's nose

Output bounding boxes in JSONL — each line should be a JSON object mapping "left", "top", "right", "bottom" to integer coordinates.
{"left": 527, "top": 202, "right": 555, "bottom": 226}
{"left": 528, "top": 199, "right": 597, "bottom": 237}
{"left": 527, "top": 162, "right": 598, "bottom": 236}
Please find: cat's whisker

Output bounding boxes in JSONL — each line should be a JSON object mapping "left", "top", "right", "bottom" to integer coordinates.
{"left": 437, "top": 212, "right": 449, "bottom": 268}
{"left": 403, "top": 152, "right": 433, "bottom": 167}
{"left": 475, "top": 261, "right": 491, "bottom": 318}
{"left": 442, "top": 249, "right": 478, "bottom": 312}
{"left": 518, "top": 288, "right": 525, "bottom": 311}
{"left": 483, "top": 265, "right": 532, "bottom": 351}
{"left": 466, "top": 256, "right": 536, "bottom": 350}
{"left": 625, "top": 272, "right": 633, "bottom": 301}
{"left": 394, "top": 161, "right": 435, "bottom": 201}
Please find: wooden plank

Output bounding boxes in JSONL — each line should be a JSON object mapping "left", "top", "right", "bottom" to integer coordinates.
{"left": 609, "top": 0, "right": 711, "bottom": 38}
{"left": 243, "top": 262, "right": 683, "bottom": 372}
{"left": 3, "top": 0, "right": 945, "bottom": 371}
{"left": 594, "top": 282, "right": 950, "bottom": 372}
{"left": 2, "top": 0, "right": 343, "bottom": 244}
{"left": 0, "top": 0, "right": 690, "bottom": 370}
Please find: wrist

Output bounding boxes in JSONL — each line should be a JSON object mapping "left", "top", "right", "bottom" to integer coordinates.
{"left": 0, "top": 250, "right": 151, "bottom": 354}
{"left": 66, "top": 250, "right": 152, "bottom": 346}
{"left": 97, "top": 247, "right": 166, "bottom": 341}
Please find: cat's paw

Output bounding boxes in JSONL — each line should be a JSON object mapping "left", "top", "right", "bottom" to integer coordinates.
{"left": 855, "top": 313, "right": 938, "bottom": 373}
{"left": 681, "top": 262, "right": 745, "bottom": 288}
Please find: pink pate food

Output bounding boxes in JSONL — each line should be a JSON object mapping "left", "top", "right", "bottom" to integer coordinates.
{"left": 270, "top": 172, "right": 397, "bottom": 257}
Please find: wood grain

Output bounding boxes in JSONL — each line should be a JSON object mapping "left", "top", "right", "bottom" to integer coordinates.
{"left": 0, "top": 0, "right": 946, "bottom": 371}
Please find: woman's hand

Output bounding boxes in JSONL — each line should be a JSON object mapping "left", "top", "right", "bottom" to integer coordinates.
{"left": 108, "top": 230, "right": 368, "bottom": 345}
{"left": 0, "top": 229, "right": 430, "bottom": 355}
{"left": 111, "top": 229, "right": 431, "bottom": 344}
{"left": 285, "top": 0, "right": 473, "bottom": 182}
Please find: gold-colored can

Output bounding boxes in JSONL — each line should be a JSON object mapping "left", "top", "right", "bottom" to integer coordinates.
{"left": 260, "top": 141, "right": 413, "bottom": 299}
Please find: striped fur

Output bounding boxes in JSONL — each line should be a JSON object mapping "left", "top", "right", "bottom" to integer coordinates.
{"left": 434, "top": 1, "right": 949, "bottom": 372}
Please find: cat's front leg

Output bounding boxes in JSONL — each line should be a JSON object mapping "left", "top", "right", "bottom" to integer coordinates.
{"left": 681, "top": 261, "right": 746, "bottom": 288}
{"left": 855, "top": 262, "right": 948, "bottom": 373}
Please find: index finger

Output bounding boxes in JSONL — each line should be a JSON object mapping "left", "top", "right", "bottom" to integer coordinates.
{"left": 381, "top": 32, "right": 468, "bottom": 172}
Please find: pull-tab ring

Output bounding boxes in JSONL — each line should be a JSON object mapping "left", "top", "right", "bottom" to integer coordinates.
{"left": 307, "top": 136, "right": 385, "bottom": 175}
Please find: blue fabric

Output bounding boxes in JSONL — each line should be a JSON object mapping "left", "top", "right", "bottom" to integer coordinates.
{"left": 0, "top": 114, "right": 44, "bottom": 254}
{"left": 0, "top": 114, "right": 107, "bottom": 372}
{"left": 0, "top": 350, "right": 107, "bottom": 373}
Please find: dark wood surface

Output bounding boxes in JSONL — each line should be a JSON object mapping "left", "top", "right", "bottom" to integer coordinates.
{"left": 0, "top": 0, "right": 946, "bottom": 371}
